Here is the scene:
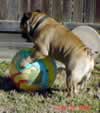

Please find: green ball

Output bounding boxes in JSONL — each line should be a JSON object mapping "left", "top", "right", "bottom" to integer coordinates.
{"left": 9, "top": 48, "right": 57, "bottom": 91}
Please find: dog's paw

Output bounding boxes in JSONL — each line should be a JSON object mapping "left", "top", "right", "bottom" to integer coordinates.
{"left": 21, "top": 56, "right": 33, "bottom": 68}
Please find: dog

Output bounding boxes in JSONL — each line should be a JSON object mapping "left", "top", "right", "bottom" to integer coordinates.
{"left": 20, "top": 11, "right": 94, "bottom": 96}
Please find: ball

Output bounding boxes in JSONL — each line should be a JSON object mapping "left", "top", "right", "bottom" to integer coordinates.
{"left": 9, "top": 48, "right": 57, "bottom": 91}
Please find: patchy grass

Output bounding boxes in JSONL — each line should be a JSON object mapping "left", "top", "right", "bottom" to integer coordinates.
{"left": 0, "top": 61, "right": 9, "bottom": 77}
{"left": 0, "top": 58, "right": 100, "bottom": 113}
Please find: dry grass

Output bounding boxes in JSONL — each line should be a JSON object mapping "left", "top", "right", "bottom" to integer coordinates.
{"left": 0, "top": 56, "right": 100, "bottom": 113}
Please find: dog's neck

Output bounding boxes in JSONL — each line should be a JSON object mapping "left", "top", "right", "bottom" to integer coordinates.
{"left": 29, "top": 16, "right": 48, "bottom": 36}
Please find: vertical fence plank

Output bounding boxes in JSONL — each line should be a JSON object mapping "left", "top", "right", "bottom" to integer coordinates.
{"left": 63, "top": 0, "right": 73, "bottom": 22}
{"left": 0, "top": 0, "right": 8, "bottom": 20}
{"left": 96, "top": 0, "right": 100, "bottom": 22}
{"left": 89, "top": 0, "right": 95, "bottom": 22}
{"left": 83, "top": 0, "right": 95, "bottom": 22}
{"left": 7, "top": 0, "right": 18, "bottom": 20}
{"left": 0, "top": 0, "right": 97, "bottom": 23}
{"left": 42, "top": 0, "right": 51, "bottom": 15}
{"left": 50, "top": 0, "right": 63, "bottom": 21}
{"left": 31, "top": 0, "right": 43, "bottom": 11}
{"left": 27, "top": 0, "right": 31, "bottom": 12}
{"left": 17, "top": 0, "right": 28, "bottom": 20}
{"left": 72, "top": 0, "right": 83, "bottom": 22}
{"left": 0, "top": 0, "right": 28, "bottom": 21}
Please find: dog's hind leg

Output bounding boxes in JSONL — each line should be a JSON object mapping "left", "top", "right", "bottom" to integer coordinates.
{"left": 80, "top": 71, "right": 91, "bottom": 90}
{"left": 65, "top": 65, "right": 76, "bottom": 96}
{"left": 66, "top": 56, "right": 94, "bottom": 97}
{"left": 66, "top": 70, "right": 81, "bottom": 97}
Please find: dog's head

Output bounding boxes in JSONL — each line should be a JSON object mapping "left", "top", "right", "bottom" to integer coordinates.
{"left": 20, "top": 12, "right": 32, "bottom": 41}
{"left": 20, "top": 12, "right": 31, "bottom": 32}
{"left": 20, "top": 10, "right": 42, "bottom": 41}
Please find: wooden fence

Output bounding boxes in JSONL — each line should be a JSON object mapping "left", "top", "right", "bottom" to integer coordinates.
{"left": 0, "top": 0, "right": 99, "bottom": 32}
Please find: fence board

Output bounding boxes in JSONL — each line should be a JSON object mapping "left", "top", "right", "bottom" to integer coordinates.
{"left": 0, "top": 0, "right": 8, "bottom": 20}
{"left": 31, "top": 0, "right": 43, "bottom": 11}
{"left": 0, "top": 0, "right": 99, "bottom": 32}
{"left": 42, "top": 0, "right": 51, "bottom": 15}
{"left": 63, "top": 0, "right": 73, "bottom": 22}
{"left": 73, "top": 0, "right": 83, "bottom": 22}
{"left": 84, "top": 0, "right": 95, "bottom": 22}
{"left": 0, "top": 0, "right": 18, "bottom": 20}
{"left": 0, "top": 21, "right": 20, "bottom": 32}
{"left": 0, "top": 20, "right": 100, "bottom": 33}
{"left": 50, "top": 0, "right": 63, "bottom": 21}
{"left": 0, "top": 0, "right": 98, "bottom": 22}
{"left": 7, "top": 0, "right": 18, "bottom": 20}
{"left": 0, "top": 0, "right": 28, "bottom": 21}
{"left": 17, "top": 0, "right": 28, "bottom": 20}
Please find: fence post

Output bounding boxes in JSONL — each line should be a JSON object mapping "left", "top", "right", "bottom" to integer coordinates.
{"left": 27, "top": 0, "right": 31, "bottom": 12}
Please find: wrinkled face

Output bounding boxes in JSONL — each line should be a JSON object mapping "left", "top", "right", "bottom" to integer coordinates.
{"left": 20, "top": 12, "right": 32, "bottom": 40}
{"left": 20, "top": 10, "right": 42, "bottom": 41}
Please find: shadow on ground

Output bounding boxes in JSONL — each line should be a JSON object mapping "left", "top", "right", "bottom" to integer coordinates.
{"left": 0, "top": 76, "right": 16, "bottom": 91}
{"left": 0, "top": 76, "right": 63, "bottom": 97}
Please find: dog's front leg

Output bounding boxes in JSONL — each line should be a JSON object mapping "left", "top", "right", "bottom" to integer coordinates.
{"left": 31, "top": 51, "right": 47, "bottom": 60}
{"left": 65, "top": 68, "right": 81, "bottom": 97}
{"left": 21, "top": 56, "right": 34, "bottom": 68}
{"left": 65, "top": 70, "right": 74, "bottom": 97}
{"left": 21, "top": 44, "right": 47, "bottom": 68}
{"left": 21, "top": 51, "right": 47, "bottom": 68}
{"left": 32, "top": 44, "right": 49, "bottom": 60}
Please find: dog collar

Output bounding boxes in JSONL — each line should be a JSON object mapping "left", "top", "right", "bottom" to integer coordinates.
{"left": 30, "top": 16, "right": 48, "bottom": 36}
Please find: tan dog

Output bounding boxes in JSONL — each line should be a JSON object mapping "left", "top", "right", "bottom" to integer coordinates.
{"left": 20, "top": 11, "right": 94, "bottom": 96}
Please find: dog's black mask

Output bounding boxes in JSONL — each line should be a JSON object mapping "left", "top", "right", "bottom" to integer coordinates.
{"left": 20, "top": 10, "right": 42, "bottom": 42}
{"left": 20, "top": 13, "right": 32, "bottom": 42}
